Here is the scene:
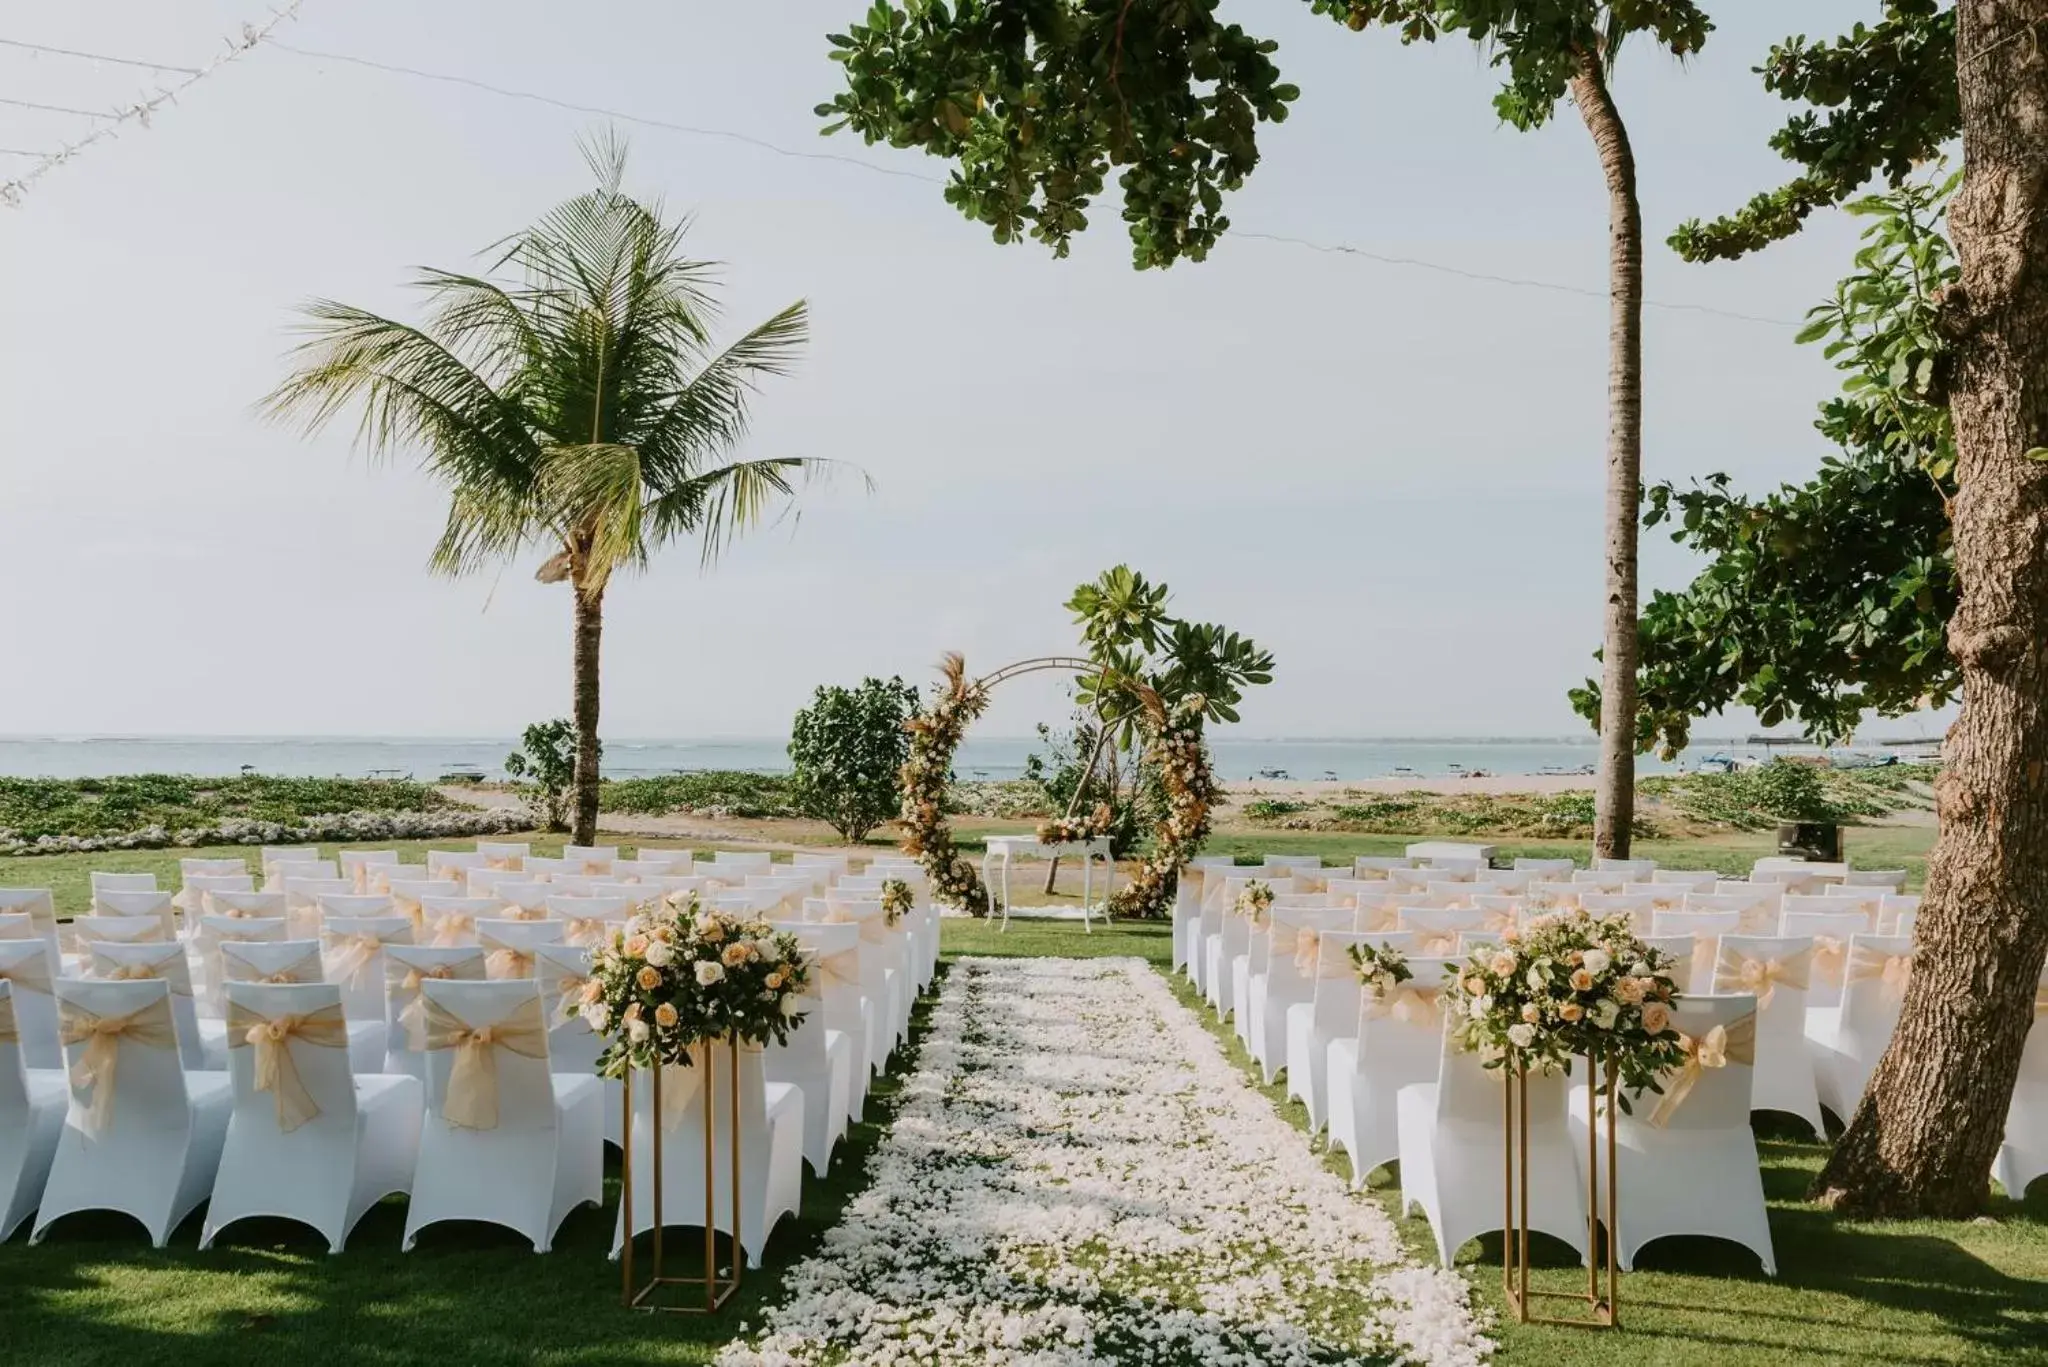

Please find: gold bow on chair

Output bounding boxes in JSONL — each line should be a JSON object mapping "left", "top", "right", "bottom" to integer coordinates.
{"left": 0, "top": 955, "right": 55, "bottom": 997}
{"left": 1480, "top": 911, "right": 1515, "bottom": 935}
{"left": 1361, "top": 985, "right": 1440, "bottom": 1026}
{"left": 391, "top": 895, "right": 425, "bottom": 932}
{"left": 1294, "top": 928, "right": 1323, "bottom": 975}
{"left": 226, "top": 1000, "right": 348, "bottom": 1132}
{"left": 499, "top": 901, "right": 547, "bottom": 923}
{"left": 557, "top": 916, "right": 612, "bottom": 948}
{"left": 428, "top": 912, "right": 476, "bottom": 948}
{"left": 390, "top": 957, "right": 479, "bottom": 1047}
{"left": 581, "top": 859, "right": 611, "bottom": 876}
{"left": 420, "top": 994, "right": 548, "bottom": 1130}
{"left": 481, "top": 936, "right": 536, "bottom": 981}
{"left": 227, "top": 946, "right": 323, "bottom": 986}
{"left": 548, "top": 973, "right": 599, "bottom": 1030}
{"left": 821, "top": 904, "right": 856, "bottom": 926}
{"left": 1356, "top": 902, "right": 1399, "bottom": 934}
{"left": 1648, "top": 1012, "right": 1758, "bottom": 1128}
{"left": 1810, "top": 936, "right": 1848, "bottom": 985}
{"left": 654, "top": 1038, "right": 757, "bottom": 1132}
{"left": 1713, "top": 945, "right": 1812, "bottom": 1010}
{"left": 1848, "top": 944, "right": 1914, "bottom": 1001}
{"left": 806, "top": 946, "right": 862, "bottom": 993}
{"left": 59, "top": 995, "right": 179, "bottom": 1136}
{"left": 484, "top": 855, "right": 521, "bottom": 872}
{"left": 90, "top": 953, "right": 191, "bottom": 994}
{"left": 1413, "top": 931, "right": 1460, "bottom": 958}
{"left": 323, "top": 933, "right": 387, "bottom": 991}
{"left": 0, "top": 992, "right": 15, "bottom": 1044}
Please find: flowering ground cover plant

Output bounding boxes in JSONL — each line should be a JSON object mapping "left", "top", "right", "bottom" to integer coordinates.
{"left": 1348, "top": 940, "right": 1414, "bottom": 998}
{"left": 720, "top": 957, "right": 1488, "bottom": 1366}
{"left": 1034, "top": 799, "right": 1114, "bottom": 846}
{"left": 1448, "top": 910, "right": 1687, "bottom": 1104}
{"left": 879, "top": 877, "right": 913, "bottom": 928}
{"left": 573, "top": 893, "right": 812, "bottom": 1076}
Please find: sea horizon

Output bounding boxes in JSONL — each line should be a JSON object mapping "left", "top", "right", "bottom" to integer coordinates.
{"left": 0, "top": 731, "right": 1941, "bottom": 783}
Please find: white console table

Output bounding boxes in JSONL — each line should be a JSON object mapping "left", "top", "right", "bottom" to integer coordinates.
{"left": 982, "top": 835, "right": 1115, "bottom": 933}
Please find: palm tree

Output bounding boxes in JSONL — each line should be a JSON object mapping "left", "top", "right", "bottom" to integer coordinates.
{"left": 264, "top": 136, "right": 827, "bottom": 844}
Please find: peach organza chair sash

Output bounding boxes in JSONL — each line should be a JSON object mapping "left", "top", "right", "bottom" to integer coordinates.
{"left": 557, "top": 916, "right": 614, "bottom": 948}
{"left": 1360, "top": 984, "right": 1440, "bottom": 1026}
{"left": 1851, "top": 946, "right": 1908, "bottom": 1000}
{"left": 391, "top": 894, "right": 425, "bottom": 932}
{"left": 1648, "top": 1011, "right": 1758, "bottom": 1128}
{"left": 484, "top": 854, "right": 522, "bottom": 872}
{"left": 323, "top": 932, "right": 388, "bottom": 991}
{"left": 59, "top": 994, "right": 179, "bottom": 1135}
{"left": 89, "top": 951, "right": 192, "bottom": 994}
{"left": 428, "top": 912, "right": 477, "bottom": 948}
{"left": 0, "top": 954, "right": 53, "bottom": 996}
{"left": 419, "top": 993, "right": 548, "bottom": 1131}
{"left": 227, "top": 946, "right": 323, "bottom": 985}
{"left": 809, "top": 947, "right": 861, "bottom": 992}
{"left": 653, "top": 1036, "right": 758, "bottom": 1132}
{"left": 1810, "top": 935, "right": 1848, "bottom": 984}
{"left": 480, "top": 934, "right": 536, "bottom": 980}
{"left": 1848, "top": 944, "right": 1914, "bottom": 1000}
{"left": 226, "top": 999, "right": 349, "bottom": 1132}
{"left": 1412, "top": 930, "right": 1460, "bottom": 958}
{"left": 0, "top": 992, "right": 15, "bottom": 1044}
{"left": 390, "top": 954, "right": 486, "bottom": 1047}
{"left": 1712, "top": 945, "right": 1812, "bottom": 1010}
{"left": 549, "top": 972, "right": 598, "bottom": 1031}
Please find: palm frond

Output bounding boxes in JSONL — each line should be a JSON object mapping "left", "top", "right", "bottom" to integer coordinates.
{"left": 638, "top": 300, "right": 810, "bottom": 487}
{"left": 536, "top": 441, "right": 648, "bottom": 586}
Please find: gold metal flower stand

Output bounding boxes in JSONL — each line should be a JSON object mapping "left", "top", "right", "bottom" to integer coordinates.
{"left": 620, "top": 1043, "right": 743, "bottom": 1314}
{"left": 1502, "top": 1052, "right": 1618, "bottom": 1329}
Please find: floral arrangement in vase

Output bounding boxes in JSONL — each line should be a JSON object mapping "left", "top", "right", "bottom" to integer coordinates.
{"left": 1449, "top": 910, "right": 1688, "bottom": 1104}
{"left": 879, "top": 877, "right": 914, "bottom": 928}
{"left": 1234, "top": 878, "right": 1275, "bottom": 926}
{"left": 1036, "top": 801, "right": 1114, "bottom": 847}
{"left": 572, "top": 894, "right": 813, "bottom": 1076}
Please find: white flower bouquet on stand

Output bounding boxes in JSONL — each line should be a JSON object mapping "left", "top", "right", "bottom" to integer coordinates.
{"left": 1449, "top": 910, "right": 1685, "bottom": 1329}
{"left": 575, "top": 893, "right": 811, "bottom": 1313}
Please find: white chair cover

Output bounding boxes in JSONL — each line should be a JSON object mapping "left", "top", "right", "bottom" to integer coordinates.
{"left": 200, "top": 981, "right": 423, "bottom": 1252}
{"left": 1713, "top": 934, "right": 1826, "bottom": 1135}
{"left": 0, "top": 979, "right": 66, "bottom": 1241}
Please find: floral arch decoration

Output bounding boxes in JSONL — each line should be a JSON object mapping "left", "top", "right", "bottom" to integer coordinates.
{"left": 897, "top": 654, "right": 1215, "bottom": 920}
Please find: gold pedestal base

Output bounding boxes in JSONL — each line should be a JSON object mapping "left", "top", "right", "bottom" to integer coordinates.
{"left": 620, "top": 1045, "right": 743, "bottom": 1314}
{"left": 1503, "top": 1054, "right": 1619, "bottom": 1330}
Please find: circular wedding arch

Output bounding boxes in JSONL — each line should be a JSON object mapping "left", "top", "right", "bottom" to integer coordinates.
{"left": 897, "top": 653, "right": 1216, "bottom": 919}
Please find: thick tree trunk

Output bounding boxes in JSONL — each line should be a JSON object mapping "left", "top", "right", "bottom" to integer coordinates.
{"left": 1570, "top": 54, "right": 1644, "bottom": 861}
{"left": 570, "top": 580, "right": 604, "bottom": 847}
{"left": 1814, "top": 0, "right": 2048, "bottom": 1217}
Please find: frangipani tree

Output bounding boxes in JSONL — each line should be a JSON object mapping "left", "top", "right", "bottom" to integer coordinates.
{"left": 264, "top": 137, "right": 837, "bottom": 844}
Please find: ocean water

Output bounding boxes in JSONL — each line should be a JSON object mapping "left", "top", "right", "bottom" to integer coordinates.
{"left": 0, "top": 734, "right": 1846, "bottom": 782}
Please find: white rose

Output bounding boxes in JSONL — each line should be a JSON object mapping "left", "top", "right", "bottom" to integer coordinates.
{"left": 1591, "top": 999, "right": 1620, "bottom": 1030}
{"left": 1626, "top": 960, "right": 1650, "bottom": 978}
{"left": 644, "top": 940, "right": 673, "bottom": 967}
{"left": 582, "top": 1003, "right": 610, "bottom": 1032}
{"left": 1583, "top": 949, "right": 1611, "bottom": 975}
{"left": 759, "top": 938, "right": 785, "bottom": 964}
{"left": 694, "top": 960, "right": 725, "bottom": 986}
{"left": 1507, "top": 1023, "right": 1536, "bottom": 1049}
{"left": 1469, "top": 995, "right": 1492, "bottom": 1021}
{"left": 1525, "top": 966, "right": 1546, "bottom": 992}
{"left": 626, "top": 1016, "right": 649, "bottom": 1043}
{"left": 779, "top": 993, "right": 803, "bottom": 1017}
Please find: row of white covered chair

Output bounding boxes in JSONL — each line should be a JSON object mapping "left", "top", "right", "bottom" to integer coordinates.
{"left": 0, "top": 843, "right": 943, "bottom": 1259}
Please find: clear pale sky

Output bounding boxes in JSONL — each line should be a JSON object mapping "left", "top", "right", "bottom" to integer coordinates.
{"left": 0, "top": 1, "right": 1922, "bottom": 742}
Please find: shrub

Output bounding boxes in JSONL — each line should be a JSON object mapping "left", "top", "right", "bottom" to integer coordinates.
{"left": 1242, "top": 798, "right": 1308, "bottom": 821}
{"left": 1022, "top": 713, "right": 1162, "bottom": 858}
{"left": 502, "top": 719, "right": 584, "bottom": 832}
{"left": 788, "top": 676, "right": 922, "bottom": 842}
{"left": 0, "top": 775, "right": 449, "bottom": 843}
{"left": 600, "top": 772, "right": 794, "bottom": 818}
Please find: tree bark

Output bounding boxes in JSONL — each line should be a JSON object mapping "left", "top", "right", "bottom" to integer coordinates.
{"left": 1814, "top": 0, "right": 2048, "bottom": 1217}
{"left": 1570, "top": 53, "right": 1644, "bottom": 861}
{"left": 570, "top": 579, "right": 605, "bottom": 847}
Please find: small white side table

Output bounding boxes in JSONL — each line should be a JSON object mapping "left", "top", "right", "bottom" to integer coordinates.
{"left": 983, "top": 835, "right": 1116, "bottom": 933}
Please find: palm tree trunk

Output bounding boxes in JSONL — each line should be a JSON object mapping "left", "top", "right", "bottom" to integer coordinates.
{"left": 1812, "top": 0, "right": 2048, "bottom": 1216}
{"left": 571, "top": 580, "right": 604, "bottom": 847}
{"left": 1570, "top": 51, "right": 1643, "bottom": 861}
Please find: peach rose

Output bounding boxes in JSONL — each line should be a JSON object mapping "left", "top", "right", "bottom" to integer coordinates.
{"left": 1558, "top": 1001, "right": 1584, "bottom": 1023}
{"left": 1463, "top": 975, "right": 1487, "bottom": 996}
{"left": 722, "top": 942, "right": 751, "bottom": 968}
{"left": 636, "top": 965, "right": 662, "bottom": 991}
{"left": 1569, "top": 968, "right": 1595, "bottom": 992}
{"left": 653, "top": 1002, "right": 679, "bottom": 1028}
{"left": 1641, "top": 1001, "right": 1672, "bottom": 1035}
{"left": 1614, "top": 977, "right": 1647, "bottom": 1005}
{"left": 1520, "top": 1002, "right": 1541, "bottom": 1024}
{"left": 624, "top": 935, "right": 649, "bottom": 958}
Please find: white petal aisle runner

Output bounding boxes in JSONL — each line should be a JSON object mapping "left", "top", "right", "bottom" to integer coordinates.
{"left": 721, "top": 956, "right": 1490, "bottom": 1366}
